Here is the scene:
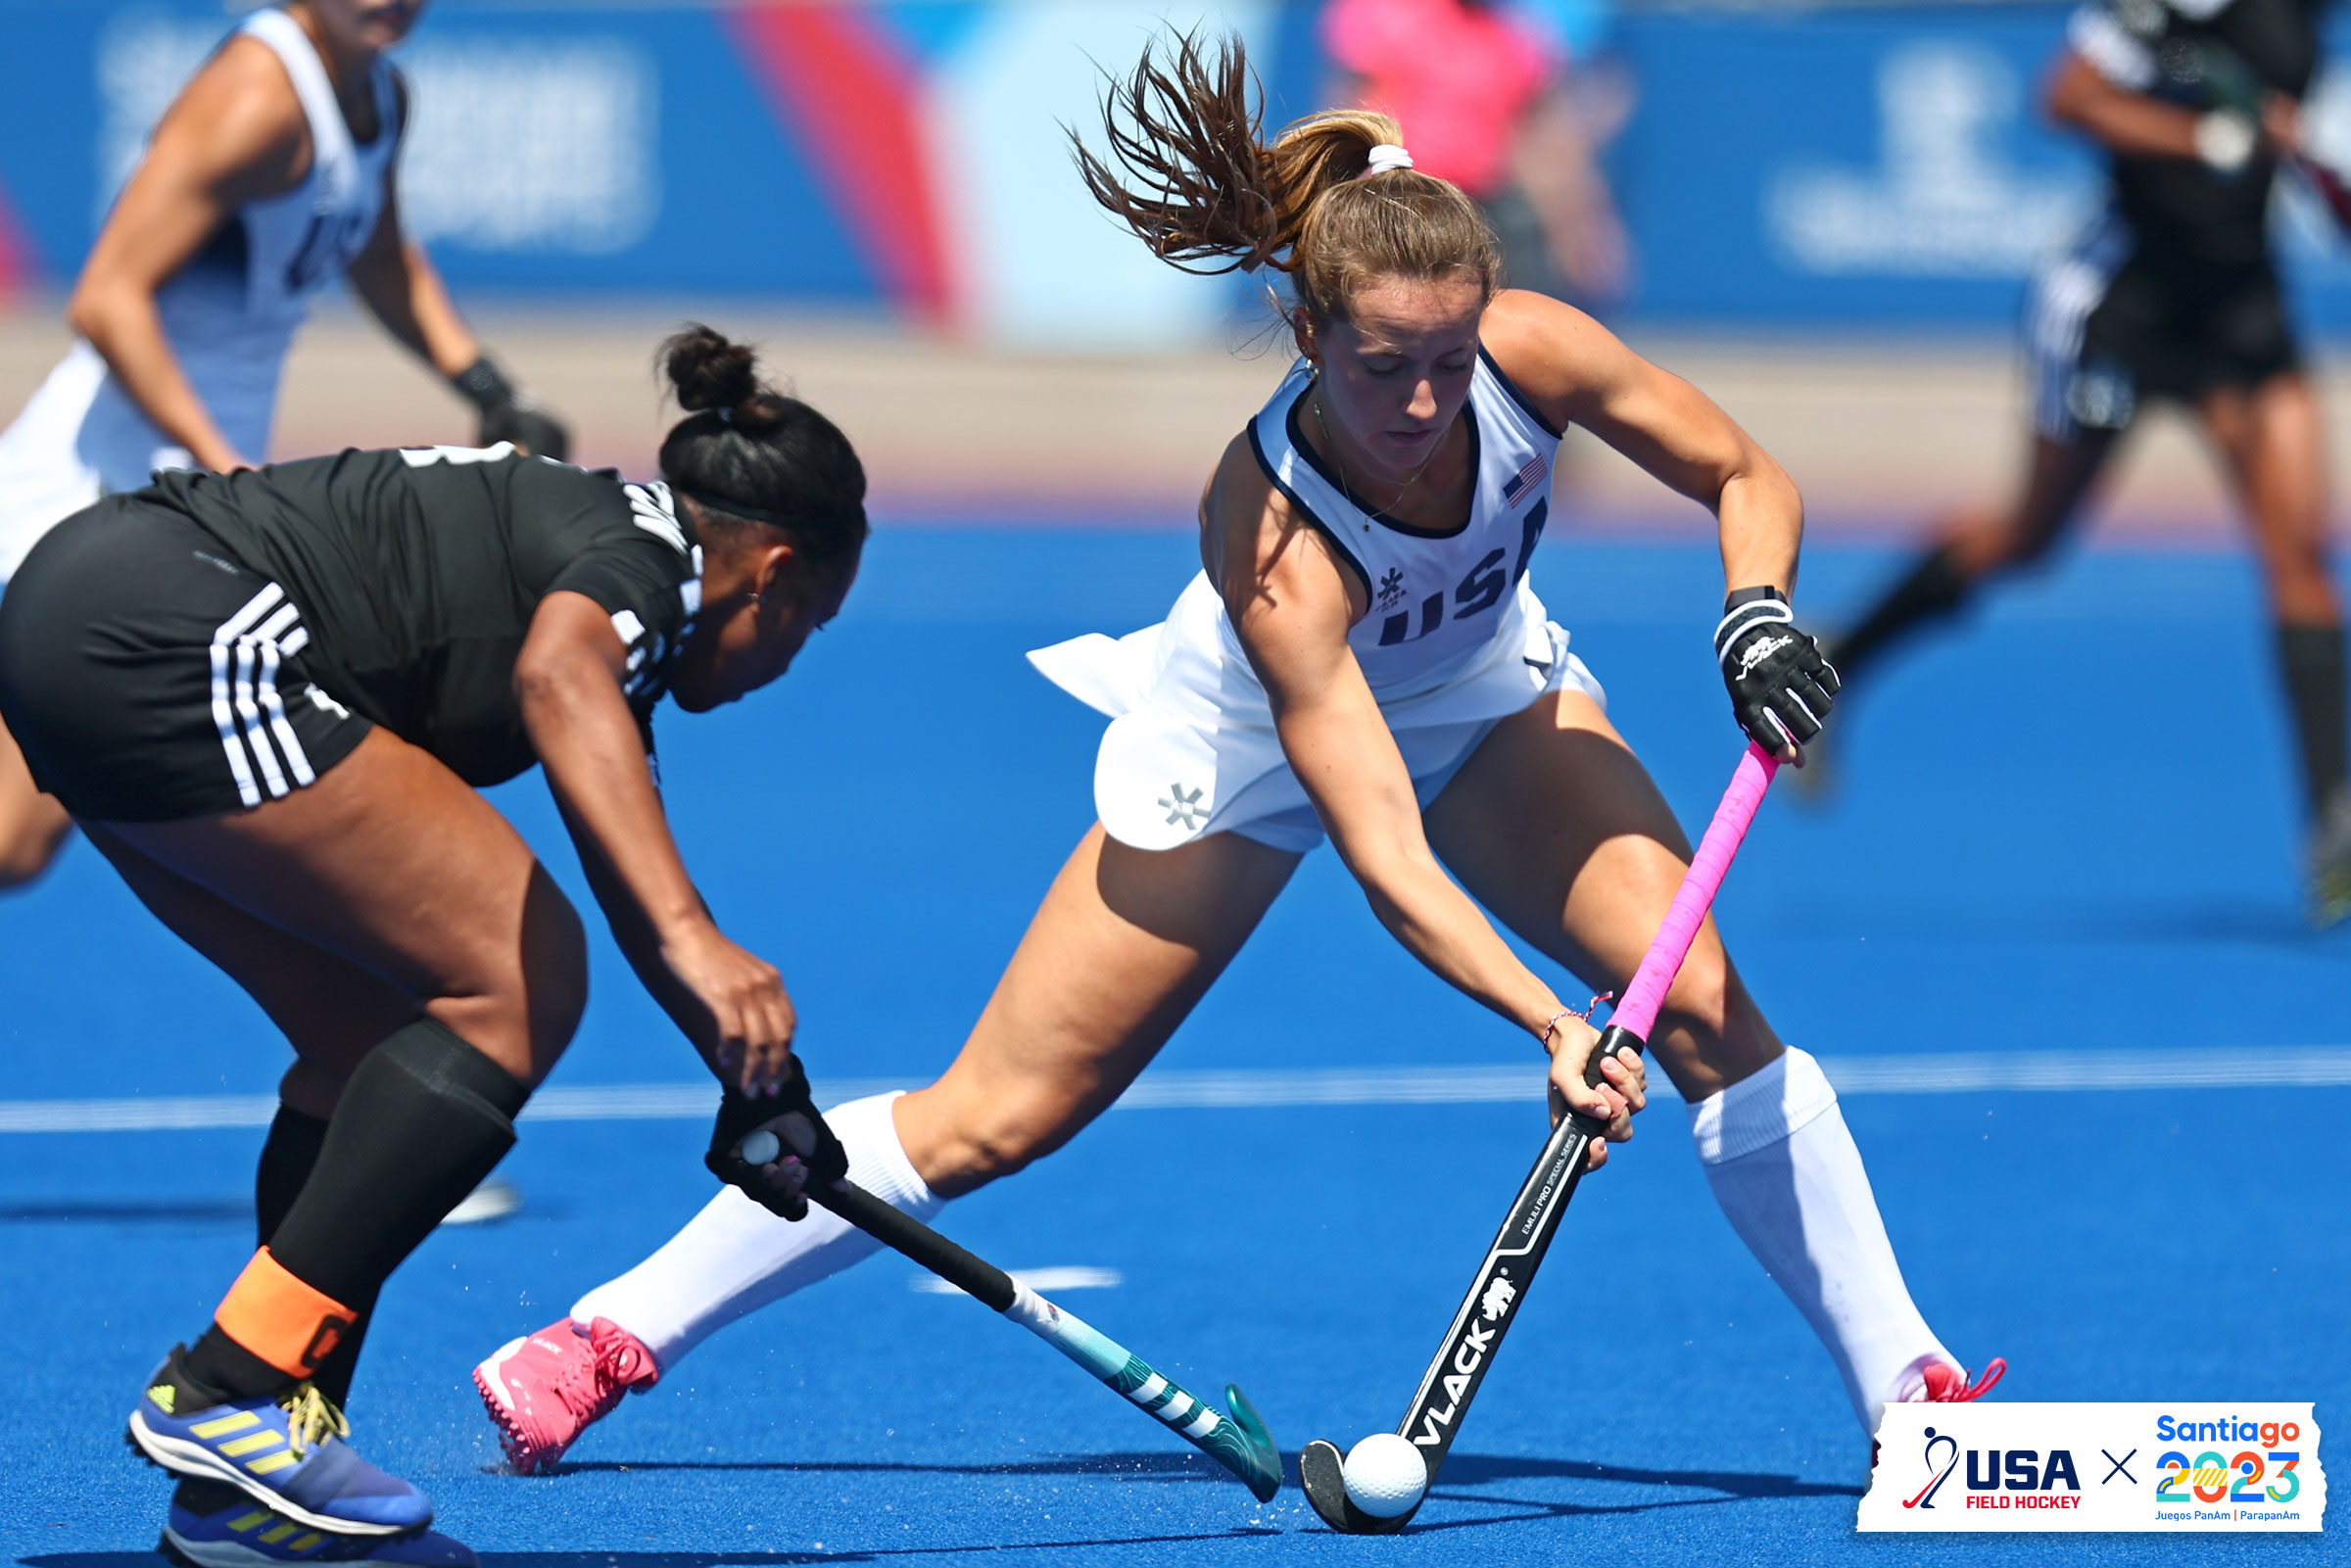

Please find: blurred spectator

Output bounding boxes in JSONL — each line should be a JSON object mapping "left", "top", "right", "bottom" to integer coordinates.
{"left": 1321, "top": 0, "right": 1632, "bottom": 306}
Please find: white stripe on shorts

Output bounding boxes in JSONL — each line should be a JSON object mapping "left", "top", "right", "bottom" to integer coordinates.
{"left": 210, "top": 584, "right": 285, "bottom": 808}
{"left": 2026, "top": 212, "right": 2134, "bottom": 440}
{"left": 208, "top": 582, "right": 315, "bottom": 807}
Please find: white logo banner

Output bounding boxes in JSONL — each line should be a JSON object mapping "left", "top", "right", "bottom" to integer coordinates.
{"left": 1861, "top": 1403, "right": 2324, "bottom": 1532}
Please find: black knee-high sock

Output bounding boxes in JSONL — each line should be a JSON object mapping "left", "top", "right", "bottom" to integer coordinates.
{"left": 2277, "top": 622, "right": 2349, "bottom": 822}
{"left": 184, "top": 1019, "right": 527, "bottom": 1401}
{"left": 252, "top": 1105, "right": 373, "bottom": 1407}
{"left": 1829, "top": 544, "right": 1974, "bottom": 681}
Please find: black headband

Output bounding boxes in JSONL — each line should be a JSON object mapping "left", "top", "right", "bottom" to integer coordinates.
{"left": 669, "top": 482, "right": 860, "bottom": 535}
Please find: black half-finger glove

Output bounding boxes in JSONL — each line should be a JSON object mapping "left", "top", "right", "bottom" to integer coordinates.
{"left": 1714, "top": 588, "right": 1840, "bottom": 756}
{"left": 706, "top": 1056, "right": 850, "bottom": 1217}
{"left": 451, "top": 356, "right": 571, "bottom": 462}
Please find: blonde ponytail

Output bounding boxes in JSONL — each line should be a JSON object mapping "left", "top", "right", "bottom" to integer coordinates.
{"left": 1073, "top": 31, "right": 1499, "bottom": 322}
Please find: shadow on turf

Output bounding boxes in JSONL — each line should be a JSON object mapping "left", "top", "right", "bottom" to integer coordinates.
{"left": 542, "top": 1449, "right": 1861, "bottom": 1508}
{"left": 538, "top": 1451, "right": 1247, "bottom": 1486}
{"left": 24, "top": 1535, "right": 1285, "bottom": 1568}
{"left": 0, "top": 1199, "right": 252, "bottom": 1224}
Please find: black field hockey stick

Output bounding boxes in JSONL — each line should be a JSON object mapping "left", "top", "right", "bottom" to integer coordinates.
{"left": 715, "top": 1131, "right": 1282, "bottom": 1503}
{"left": 1301, "top": 740, "right": 1781, "bottom": 1533}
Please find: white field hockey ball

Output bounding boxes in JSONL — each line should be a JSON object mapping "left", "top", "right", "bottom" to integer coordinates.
{"left": 1343, "top": 1432, "right": 1428, "bottom": 1517}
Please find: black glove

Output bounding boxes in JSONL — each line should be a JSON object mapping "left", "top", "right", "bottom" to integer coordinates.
{"left": 1714, "top": 588, "right": 1839, "bottom": 756}
{"left": 705, "top": 1056, "right": 849, "bottom": 1220}
{"left": 451, "top": 356, "right": 570, "bottom": 462}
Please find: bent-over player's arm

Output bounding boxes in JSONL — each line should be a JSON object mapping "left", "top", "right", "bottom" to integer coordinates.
{"left": 1207, "top": 445, "right": 1614, "bottom": 1124}
{"left": 1481, "top": 291, "right": 1801, "bottom": 601}
{"left": 514, "top": 590, "right": 794, "bottom": 1094}
{"left": 67, "top": 36, "right": 306, "bottom": 471}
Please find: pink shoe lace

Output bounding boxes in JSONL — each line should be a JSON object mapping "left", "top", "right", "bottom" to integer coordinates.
{"left": 552, "top": 1318, "right": 658, "bottom": 1432}
{"left": 1921, "top": 1357, "right": 2005, "bottom": 1402}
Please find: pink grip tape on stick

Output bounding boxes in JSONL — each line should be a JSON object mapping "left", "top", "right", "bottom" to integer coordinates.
{"left": 1609, "top": 739, "right": 1780, "bottom": 1043}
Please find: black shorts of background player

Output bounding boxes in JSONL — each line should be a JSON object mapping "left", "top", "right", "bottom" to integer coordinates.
{"left": 1819, "top": 0, "right": 2351, "bottom": 923}
{"left": 0, "top": 328, "right": 853, "bottom": 1556}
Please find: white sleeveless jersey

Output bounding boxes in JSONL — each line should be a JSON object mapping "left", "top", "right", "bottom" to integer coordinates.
{"left": 1029, "top": 351, "right": 1604, "bottom": 853}
{"left": 1248, "top": 352, "right": 1561, "bottom": 700}
{"left": 0, "top": 6, "right": 401, "bottom": 580}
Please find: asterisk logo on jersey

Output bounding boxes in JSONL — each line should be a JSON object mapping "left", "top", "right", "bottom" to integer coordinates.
{"left": 1377, "top": 568, "right": 1406, "bottom": 610}
{"left": 1159, "top": 783, "right": 1206, "bottom": 829}
{"left": 1479, "top": 1276, "right": 1518, "bottom": 1322}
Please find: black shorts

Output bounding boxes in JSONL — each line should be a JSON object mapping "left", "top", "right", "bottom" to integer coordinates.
{"left": 0, "top": 496, "right": 372, "bottom": 822}
{"left": 2025, "top": 212, "right": 2300, "bottom": 441}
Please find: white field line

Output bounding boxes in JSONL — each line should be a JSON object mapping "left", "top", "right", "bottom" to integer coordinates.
{"left": 3, "top": 1050, "right": 2347, "bottom": 1134}
{"left": 911, "top": 1265, "right": 1125, "bottom": 1297}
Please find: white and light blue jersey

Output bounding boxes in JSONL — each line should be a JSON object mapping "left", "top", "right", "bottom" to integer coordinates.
{"left": 0, "top": 6, "right": 402, "bottom": 581}
{"left": 1245, "top": 350, "right": 1562, "bottom": 701}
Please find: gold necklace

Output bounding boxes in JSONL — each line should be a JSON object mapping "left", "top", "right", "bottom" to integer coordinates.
{"left": 1314, "top": 390, "right": 1448, "bottom": 519}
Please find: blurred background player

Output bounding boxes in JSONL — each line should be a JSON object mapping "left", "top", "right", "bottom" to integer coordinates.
{"left": 0, "top": 327, "right": 853, "bottom": 1567}
{"left": 470, "top": 36, "right": 1997, "bottom": 1480}
{"left": 1321, "top": 0, "right": 1632, "bottom": 307}
{"left": 1813, "top": 0, "right": 2351, "bottom": 922}
{"left": 0, "top": 0, "right": 569, "bottom": 892}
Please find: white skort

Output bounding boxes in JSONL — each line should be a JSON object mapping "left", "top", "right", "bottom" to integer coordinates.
{"left": 1029, "top": 571, "right": 1604, "bottom": 855}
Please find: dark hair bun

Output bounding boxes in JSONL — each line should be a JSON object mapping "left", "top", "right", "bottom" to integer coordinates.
{"left": 660, "top": 323, "right": 787, "bottom": 432}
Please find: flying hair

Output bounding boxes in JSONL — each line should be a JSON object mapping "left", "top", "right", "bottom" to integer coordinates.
{"left": 1072, "top": 30, "right": 1499, "bottom": 322}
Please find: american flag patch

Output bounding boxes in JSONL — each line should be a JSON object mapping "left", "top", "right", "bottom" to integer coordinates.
{"left": 1502, "top": 451, "right": 1549, "bottom": 504}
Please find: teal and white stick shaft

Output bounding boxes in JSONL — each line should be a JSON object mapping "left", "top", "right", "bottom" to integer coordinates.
{"left": 798, "top": 1177, "right": 1283, "bottom": 1502}
{"left": 1006, "top": 1283, "right": 1224, "bottom": 1441}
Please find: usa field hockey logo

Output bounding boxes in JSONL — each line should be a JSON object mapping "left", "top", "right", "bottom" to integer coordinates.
{"left": 1859, "top": 1403, "right": 2325, "bottom": 1533}
{"left": 1903, "top": 1426, "right": 1961, "bottom": 1509}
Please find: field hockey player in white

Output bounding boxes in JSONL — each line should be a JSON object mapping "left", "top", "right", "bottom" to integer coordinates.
{"left": 473, "top": 34, "right": 2001, "bottom": 1478}
{"left": 0, "top": 0, "right": 567, "bottom": 889}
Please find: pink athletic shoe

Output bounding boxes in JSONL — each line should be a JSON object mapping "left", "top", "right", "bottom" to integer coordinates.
{"left": 1873, "top": 1358, "right": 2005, "bottom": 1471}
{"left": 473, "top": 1317, "right": 658, "bottom": 1474}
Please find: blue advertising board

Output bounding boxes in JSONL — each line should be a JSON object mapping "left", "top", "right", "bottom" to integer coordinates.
{"left": 2, "top": 1, "right": 2351, "bottom": 336}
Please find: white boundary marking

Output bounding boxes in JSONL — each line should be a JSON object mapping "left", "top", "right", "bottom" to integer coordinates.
{"left": 1, "top": 1049, "right": 2346, "bottom": 1134}
{"left": 911, "top": 1265, "right": 1125, "bottom": 1297}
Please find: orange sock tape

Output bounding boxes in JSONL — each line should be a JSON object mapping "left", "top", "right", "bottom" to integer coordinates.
{"left": 213, "top": 1249, "right": 359, "bottom": 1380}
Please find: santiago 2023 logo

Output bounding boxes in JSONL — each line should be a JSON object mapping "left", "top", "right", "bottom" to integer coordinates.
{"left": 1859, "top": 1403, "right": 2324, "bottom": 1532}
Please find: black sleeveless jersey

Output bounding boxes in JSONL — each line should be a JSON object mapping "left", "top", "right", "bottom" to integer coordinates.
{"left": 144, "top": 445, "right": 699, "bottom": 786}
{"left": 2069, "top": 0, "right": 2331, "bottom": 266}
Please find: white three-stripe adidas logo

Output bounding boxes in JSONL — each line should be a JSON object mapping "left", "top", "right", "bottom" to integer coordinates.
{"left": 210, "top": 582, "right": 315, "bottom": 809}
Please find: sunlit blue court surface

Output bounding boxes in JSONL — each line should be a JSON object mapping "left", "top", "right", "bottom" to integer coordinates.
{"left": 2, "top": 526, "right": 2342, "bottom": 1566}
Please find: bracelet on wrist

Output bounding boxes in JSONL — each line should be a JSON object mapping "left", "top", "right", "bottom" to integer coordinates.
{"left": 1538, "top": 992, "right": 1615, "bottom": 1050}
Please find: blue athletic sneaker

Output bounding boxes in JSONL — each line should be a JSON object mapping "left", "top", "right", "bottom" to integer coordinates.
{"left": 127, "top": 1352, "right": 431, "bottom": 1536}
{"left": 162, "top": 1482, "right": 474, "bottom": 1568}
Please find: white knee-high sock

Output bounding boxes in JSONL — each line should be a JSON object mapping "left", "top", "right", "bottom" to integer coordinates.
{"left": 1690, "top": 1048, "right": 1949, "bottom": 1435}
{"left": 570, "top": 1092, "right": 940, "bottom": 1370}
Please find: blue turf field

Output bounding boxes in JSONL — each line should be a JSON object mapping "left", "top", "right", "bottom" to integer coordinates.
{"left": 1, "top": 528, "right": 2343, "bottom": 1565}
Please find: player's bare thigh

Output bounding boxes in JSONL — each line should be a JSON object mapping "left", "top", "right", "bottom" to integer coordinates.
{"left": 81, "top": 822, "right": 420, "bottom": 1119}
{"left": 0, "top": 716, "right": 72, "bottom": 889}
{"left": 94, "top": 725, "right": 586, "bottom": 1088}
{"left": 1422, "top": 688, "right": 1783, "bottom": 1101}
{"left": 893, "top": 822, "right": 1299, "bottom": 1199}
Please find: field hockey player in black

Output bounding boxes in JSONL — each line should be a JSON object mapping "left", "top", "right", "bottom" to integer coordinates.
{"left": 1814, "top": 0, "right": 2351, "bottom": 922}
{"left": 0, "top": 326, "right": 854, "bottom": 1567}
